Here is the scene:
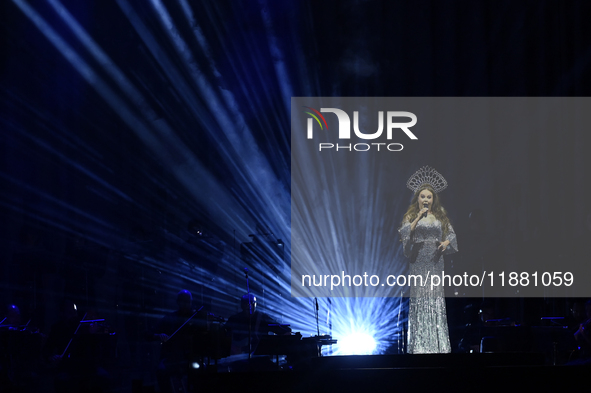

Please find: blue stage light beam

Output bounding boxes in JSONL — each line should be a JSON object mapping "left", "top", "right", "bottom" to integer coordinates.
{"left": 10, "top": 0, "right": 296, "bottom": 318}
{"left": 7, "top": 0, "right": 411, "bottom": 354}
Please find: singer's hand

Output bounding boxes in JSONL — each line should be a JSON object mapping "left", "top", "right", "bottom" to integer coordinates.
{"left": 418, "top": 207, "right": 429, "bottom": 219}
{"left": 437, "top": 240, "right": 450, "bottom": 252}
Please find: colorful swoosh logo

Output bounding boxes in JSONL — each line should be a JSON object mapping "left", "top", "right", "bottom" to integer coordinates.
{"left": 303, "top": 106, "right": 328, "bottom": 130}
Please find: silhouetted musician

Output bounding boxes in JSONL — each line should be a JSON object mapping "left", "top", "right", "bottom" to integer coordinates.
{"left": 151, "top": 290, "right": 208, "bottom": 393}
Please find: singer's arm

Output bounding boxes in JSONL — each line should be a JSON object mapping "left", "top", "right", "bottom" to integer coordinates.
{"left": 400, "top": 215, "right": 423, "bottom": 259}
{"left": 410, "top": 208, "right": 428, "bottom": 232}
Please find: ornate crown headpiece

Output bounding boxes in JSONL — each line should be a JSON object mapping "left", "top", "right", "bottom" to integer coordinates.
{"left": 406, "top": 165, "right": 448, "bottom": 193}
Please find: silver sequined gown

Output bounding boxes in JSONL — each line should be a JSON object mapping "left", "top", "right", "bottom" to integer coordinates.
{"left": 399, "top": 216, "right": 458, "bottom": 354}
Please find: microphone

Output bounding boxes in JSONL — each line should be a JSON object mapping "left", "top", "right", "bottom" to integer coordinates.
{"left": 422, "top": 202, "right": 428, "bottom": 218}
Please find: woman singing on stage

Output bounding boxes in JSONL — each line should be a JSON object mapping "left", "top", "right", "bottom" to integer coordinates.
{"left": 399, "top": 166, "right": 458, "bottom": 354}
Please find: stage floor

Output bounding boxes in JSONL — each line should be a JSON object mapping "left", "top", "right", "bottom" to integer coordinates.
{"left": 182, "top": 353, "right": 590, "bottom": 393}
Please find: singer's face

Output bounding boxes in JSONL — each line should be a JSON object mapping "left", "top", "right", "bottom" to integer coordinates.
{"left": 417, "top": 189, "right": 433, "bottom": 210}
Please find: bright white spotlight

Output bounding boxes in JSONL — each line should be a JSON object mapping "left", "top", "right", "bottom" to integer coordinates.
{"left": 339, "top": 332, "right": 377, "bottom": 355}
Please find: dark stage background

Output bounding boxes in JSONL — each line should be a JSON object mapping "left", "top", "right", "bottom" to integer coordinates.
{"left": 1, "top": 0, "right": 591, "bottom": 389}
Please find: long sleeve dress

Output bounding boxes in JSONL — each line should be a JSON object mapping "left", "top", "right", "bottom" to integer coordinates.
{"left": 399, "top": 215, "right": 458, "bottom": 354}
